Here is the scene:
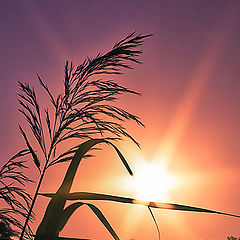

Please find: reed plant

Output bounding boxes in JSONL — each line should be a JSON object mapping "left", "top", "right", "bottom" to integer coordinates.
{"left": 0, "top": 151, "right": 33, "bottom": 239}
{"left": 11, "top": 32, "right": 240, "bottom": 239}
{"left": 18, "top": 32, "right": 151, "bottom": 239}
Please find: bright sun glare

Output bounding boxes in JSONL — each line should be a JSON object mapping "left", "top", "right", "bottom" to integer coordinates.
{"left": 130, "top": 160, "right": 177, "bottom": 202}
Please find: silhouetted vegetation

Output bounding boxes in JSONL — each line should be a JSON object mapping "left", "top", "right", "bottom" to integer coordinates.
{"left": 18, "top": 32, "right": 154, "bottom": 239}
{"left": 0, "top": 152, "right": 33, "bottom": 239}
{"left": 227, "top": 236, "right": 240, "bottom": 240}
{"left": 1, "top": 32, "right": 240, "bottom": 240}
{"left": 0, "top": 220, "right": 17, "bottom": 239}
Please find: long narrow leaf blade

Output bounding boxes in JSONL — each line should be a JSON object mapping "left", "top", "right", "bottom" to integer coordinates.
{"left": 87, "top": 203, "right": 120, "bottom": 240}
{"left": 35, "top": 139, "right": 130, "bottom": 239}
{"left": 40, "top": 191, "right": 240, "bottom": 218}
{"left": 106, "top": 141, "right": 133, "bottom": 176}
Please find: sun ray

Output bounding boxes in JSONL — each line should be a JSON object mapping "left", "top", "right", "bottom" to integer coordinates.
{"left": 156, "top": 4, "right": 237, "bottom": 164}
{"left": 19, "top": 1, "right": 67, "bottom": 64}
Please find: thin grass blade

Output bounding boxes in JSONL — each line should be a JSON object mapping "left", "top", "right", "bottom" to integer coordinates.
{"left": 148, "top": 206, "right": 160, "bottom": 240}
{"left": 18, "top": 125, "right": 40, "bottom": 171}
{"left": 40, "top": 191, "right": 240, "bottom": 218}
{"left": 35, "top": 139, "right": 131, "bottom": 239}
{"left": 106, "top": 141, "right": 133, "bottom": 176}
{"left": 87, "top": 203, "right": 120, "bottom": 240}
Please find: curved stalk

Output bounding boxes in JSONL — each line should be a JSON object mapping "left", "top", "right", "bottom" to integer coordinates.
{"left": 17, "top": 32, "right": 151, "bottom": 239}
{"left": 19, "top": 167, "right": 46, "bottom": 240}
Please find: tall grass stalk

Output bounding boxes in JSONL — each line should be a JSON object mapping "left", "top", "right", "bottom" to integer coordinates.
{"left": 18, "top": 32, "right": 152, "bottom": 239}
{"left": 16, "top": 32, "right": 240, "bottom": 239}
{"left": 36, "top": 137, "right": 240, "bottom": 239}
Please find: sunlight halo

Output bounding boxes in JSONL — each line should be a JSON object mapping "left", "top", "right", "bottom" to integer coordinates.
{"left": 130, "top": 159, "right": 177, "bottom": 202}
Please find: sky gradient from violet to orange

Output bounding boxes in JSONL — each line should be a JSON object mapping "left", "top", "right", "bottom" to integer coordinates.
{"left": 1, "top": 1, "right": 240, "bottom": 239}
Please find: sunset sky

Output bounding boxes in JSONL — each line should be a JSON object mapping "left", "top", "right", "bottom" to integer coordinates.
{"left": 1, "top": 1, "right": 240, "bottom": 239}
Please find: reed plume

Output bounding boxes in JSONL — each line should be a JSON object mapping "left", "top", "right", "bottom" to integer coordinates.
{"left": 0, "top": 150, "right": 33, "bottom": 239}
{"left": 18, "top": 32, "right": 152, "bottom": 239}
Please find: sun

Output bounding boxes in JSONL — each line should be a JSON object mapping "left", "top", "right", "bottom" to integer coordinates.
{"left": 130, "top": 160, "right": 177, "bottom": 202}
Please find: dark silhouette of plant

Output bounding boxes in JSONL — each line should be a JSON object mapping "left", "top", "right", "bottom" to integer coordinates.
{"left": 16, "top": 32, "right": 240, "bottom": 240}
{"left": 227, "top": 237, "right": 240, "bottom": 240}
{"left": 0, "top": 219, "right": 18, "bottom": 240}
{"left": 0, "top": 151, "right": 33, "bottom": 239}
{"left": 18, "top": 32, "right": 152, "bottom": 239}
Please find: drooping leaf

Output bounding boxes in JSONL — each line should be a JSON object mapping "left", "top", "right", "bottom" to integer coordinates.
{"left": 86, "top": 203, "right": 120, "bottom": 240}
{"left": 19, "top": 32, "right": 152, "bottom": 240}
{"left": 57, "top": 202, "right": 119, "bottom": 240}
{"left": 106, "top": 141, "right": 133, "bottom": 176}
{"left": 35, "top": 139, "right": 133, "bottom": 239}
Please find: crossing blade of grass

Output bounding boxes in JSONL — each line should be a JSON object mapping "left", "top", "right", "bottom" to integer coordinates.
{"left": 35, "top": 139, "right": 132, "bottom": 239}
{"left": 18, "top": 33, "right": 152, "bottom": 239}
{"left": 57, "top": 202, "right": 119, "bottom": 240}
{"left": 148, "top": 206, "right": 160, "bottom": 240}
{"left": 39, "top": 191, "right": 240, "bottom": 218}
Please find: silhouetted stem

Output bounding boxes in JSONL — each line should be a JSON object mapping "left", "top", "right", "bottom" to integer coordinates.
{"left": 20, "top": 139, "right": 55, "bottom": 240}
{"left": 19, "top": 167, "right": 46, "bottom": 240}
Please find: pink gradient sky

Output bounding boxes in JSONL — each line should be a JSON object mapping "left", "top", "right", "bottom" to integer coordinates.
{"left": 1, "top": 1, "right": 240, "bottom": 239}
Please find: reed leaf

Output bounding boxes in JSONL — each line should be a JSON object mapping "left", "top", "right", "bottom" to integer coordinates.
{"left": 40, "top": 191, "right": 240, "bottom": 218}
{"left": 57, "top": 202, "right": 119, "bottom": 240}
{"left": 35, "top": 138, "right": 133, "bottom": 239}
{"left": 106, "top": 141, "right": 133, "bottom": 176}
{"left": 50, "top": 154, "right": 94, "bottom": 166}
{"left": 18, "top": 32, "right": 151, "bottom": 239}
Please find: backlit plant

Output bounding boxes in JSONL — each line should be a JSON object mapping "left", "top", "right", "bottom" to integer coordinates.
{"left": 5, "top": 32, "right": 239, "bottom": 239}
